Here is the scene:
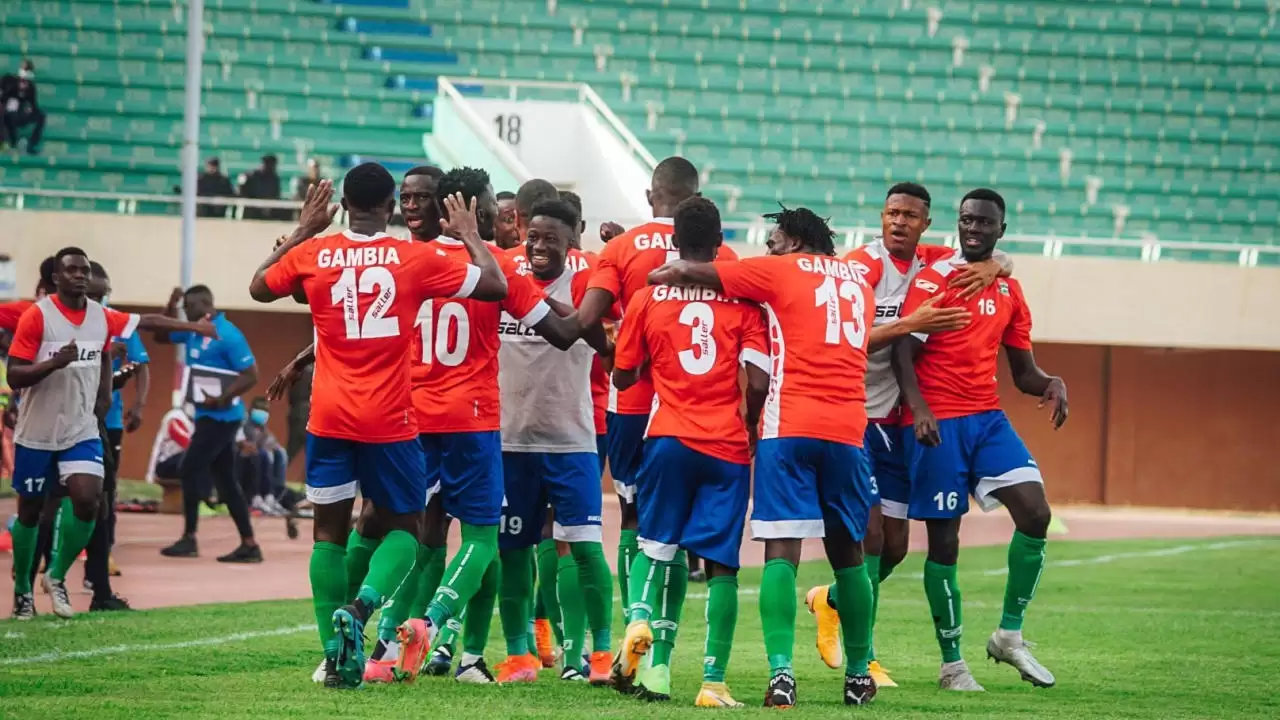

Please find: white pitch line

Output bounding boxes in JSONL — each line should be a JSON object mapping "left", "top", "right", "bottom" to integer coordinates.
{"left": 1, "top": 623, "right": 315, "bottom": 667}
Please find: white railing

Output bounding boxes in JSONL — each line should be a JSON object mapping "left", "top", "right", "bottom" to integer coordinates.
{"left": 2, "top": 186, "right": 1275, "bottom": 267}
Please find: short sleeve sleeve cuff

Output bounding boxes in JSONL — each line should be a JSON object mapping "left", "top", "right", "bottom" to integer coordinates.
{"left": 516, "top": 300, "right": 551, "bottom": 328}
{"left": 453, "top": 264, "right": 482, "bottom": 299}
{"left": 740, "top": 348, "right": 770, "bottom": 371}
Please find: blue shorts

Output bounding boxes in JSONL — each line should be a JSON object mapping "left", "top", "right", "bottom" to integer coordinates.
{"left": 865, "top": 423, "right": 909, "bottom": 520}
{"left": 904, "top": 410, "right": 1043, "bottom": 520}
{"left": 606, "top": 412, "right": 648, "bottom": 503}
{"left": 12, "top": 439, "right": 106, "bottom": 498}
{"left": 500, "top": 451, "right": 603, "bottom": 550}
{"left": 421, "top": 431, "right": 503, "bottom": 527}
{"left": 635, "top": 437, "right": 749, "bottom": 569}
{"left": 305, "top": 433, "right": 427, "bottom": 516}
{"left": 596, "top": 433, "right": 607, "bottom": 476}
{"left": 750, "top": 437, "right": 877, "bottom": 541}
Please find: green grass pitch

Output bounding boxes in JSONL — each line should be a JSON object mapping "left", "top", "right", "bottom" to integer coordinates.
{"left": 3, "top": 537, "right": 1278, "bottom": 719}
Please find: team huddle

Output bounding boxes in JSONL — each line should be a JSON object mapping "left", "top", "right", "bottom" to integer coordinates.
{"left": 5, "top": 153, "right": 1066, "bottom": 709}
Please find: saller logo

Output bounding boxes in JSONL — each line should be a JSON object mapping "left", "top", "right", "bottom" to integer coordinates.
{"left": 915, "top": 279, "right": 939, "bottom": 292}
{"left": 874, "top": 305, "right": 900, "bottom": 319}
{"left": 851, "top": 261, "right": 872, "bottom": 276}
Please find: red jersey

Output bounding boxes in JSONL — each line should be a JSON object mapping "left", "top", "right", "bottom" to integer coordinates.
{"left": 263, "top": 230, "right": 480, "bottom": 442}
{"left": 716, "top": 254, "right": 875, "bottom": 446}
{"left": 615, "top": 284, "right": 769, "bottom": 464}
{"left": 408, "top": 239, "right": 549, "bottom": 433}
{"left": 9, "top": 296, "right": 139, "bottom": 362}
{"left": 0, "top": 300, "right": 35, "bottom": 333}
{"left": 900, "top": 257, "right": 1033, "bottom": 421}
{"left": 589, "top": 219, "right": 739, "bottom": 414}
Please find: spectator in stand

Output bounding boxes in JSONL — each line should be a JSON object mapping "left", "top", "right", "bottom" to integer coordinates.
{"left": 295, "top": 159, "right": 324, "bottom": 204}
{"left": 196, "top": 157, "right": 236, "bottom": 218}
{"left": 240, "top": 154, "right": 285, "bottom": 220}
{"left": 0, "top": 60, "right": 45, "bottom": 154}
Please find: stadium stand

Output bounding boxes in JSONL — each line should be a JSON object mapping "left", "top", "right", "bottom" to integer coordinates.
{"left": 2, "top": 0, "right": 1277, "bottom": 259}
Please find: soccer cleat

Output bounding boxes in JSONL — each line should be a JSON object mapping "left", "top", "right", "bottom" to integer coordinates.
{"left": 844, "top": 674, "right": 877, "bottom": 706}
{"left": 611, "top": 620, "right": 653, "bottom": 688}
{"left": 363, "top": 658, "right": 396, "bottom": 684}
{"left": 534, "top": 618, "right": 557, "bottom": 668}
{"left": 987, "top": 631, "right": 1056, "bottom": 688}
{"left": 331, "top": 605, "right": 367, "bottom": 688}
{"left": 89, "top": 594, "right": 133, "bottom": 612}
{"left": 43, "top": 574, "right": 74, "bottom": 618}
{"left": 636, "top": 663, "right": 671, "bottom": 702}
{"left": 868, "top": 660, "right": 898, "bottom": 688}
{"left": 938, "top": 660, "right": 985, "bottom": 691}
{"left": 495, "top": 653, "right": 539, "bottom": 684}
{"left": 394, "top": 618, "right": 436, "bottom": 682}
{"left": 695, "top": 682, "right": 745, "bottom": 708}
{"left": 423, "top": 646, "right": 453, "bottom": 677}
{"left": 216, "top": 544, "right": 263, "bottom": 564}
{"left": 588, "top": 650, "right": 614, "bottom": 686}
{"left": 311, "top": 659, "right": 328, "bottom": 684}
{"left": 82, "top": 579, "right": 94, "bottom": 595}
{"left": 804, "top": 585, "right": 843, "bottom": 669}
{"left": 763, "top": 671, "right": 798, "bottom": 709}
{"left": 12, "top": 592, "right": 36, "bottom": 620}
{"left": 559, "top": 665, "right": 587, "bottom": 682}
{"left": 454, "top": 656, "right": 496, "bottom": 684}
{"left": 322, "top": 657, "right": 358, "bottom": 690}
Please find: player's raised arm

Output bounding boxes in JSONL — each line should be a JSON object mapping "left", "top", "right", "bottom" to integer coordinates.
{"left": 439, "top": 192, "right": 507, "bottom": 302}
{"left": 250, "top": 179, "right": 338, "bottom": 303}
{"left": 647, "top": 259, "right": 725, "bottom": 292}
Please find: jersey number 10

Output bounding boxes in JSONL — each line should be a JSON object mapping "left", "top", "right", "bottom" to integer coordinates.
{"left": 416, "top": 299, "right": 471, "bottom": 367}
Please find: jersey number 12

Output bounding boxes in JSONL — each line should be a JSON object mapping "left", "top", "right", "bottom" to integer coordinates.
{"left": 331, "top": 267, "right": 398, "bottom": 340}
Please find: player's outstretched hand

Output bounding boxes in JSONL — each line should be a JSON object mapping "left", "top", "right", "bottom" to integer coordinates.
{"left": 600, "top": 221, "right": 625, "bottom": 242}
{"left": 51, "top": 340, "right": 79, "bottom": 369}
{"left": 913, "top": 407, "right": 941, "bottom": 447}
{"left": 267, "top": 362, "right": 302, "bottom": 403}
{"left": 192, "top": 315, "right": 221, "bottom": 340}
{"left": 948, "top": 259, "right": 1002, "bottom": 301}
{"left": 439, "top": 192, "right": 480, "bottom": 240}
{"left": 1039, "top": 377, "right": 1069, "bottom": 429}
{"left": 298, "top": 178, "right": 339, "bottom": 237}
{"left": 907, "top": 296, "right": 971, "bottom": 334}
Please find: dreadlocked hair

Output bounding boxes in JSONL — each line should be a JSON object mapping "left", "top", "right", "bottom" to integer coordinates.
{"left": 762, "top": 205, "right": 837, "bottom": 256}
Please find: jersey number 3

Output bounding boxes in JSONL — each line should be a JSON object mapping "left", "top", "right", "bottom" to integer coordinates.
{"left": 331, "top": 267, "right": 398, "bottom": 340}
{"left": 678, "top": 301, "right": 717, "bottom": 376}
{"left": 814, "top": 276, "right": 867, "bottom": 348}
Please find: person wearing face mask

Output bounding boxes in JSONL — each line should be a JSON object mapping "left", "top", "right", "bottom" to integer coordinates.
{"left": 237, "top": 397, "right": 287, "bottom": 516}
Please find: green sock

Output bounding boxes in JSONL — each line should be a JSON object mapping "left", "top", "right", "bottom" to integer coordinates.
{"left": 1001, "top": 531, "right": 1047, "bottom": 631}
{"left": 650, "top": 552, "right": 688, "bottom": 667}
{"left": 355, "top": 529, "right": 417, "bottom": 612}
{"left": 833, "top": 564, "right": 874, "bottom": 676}
{"left": 499, "top": 547, "right": 534, "bottom": 656}
{"left": 377, "top": 544, "right": 424, "bottom": 642}
{"left": 527, "top": 551, "right": 538, "bottom": 653}
{"left": 461, "top": 557, "right": 499, "bottom": 655}
{"left": 571, "top": 541, "right": 614, "bottom": 651}
{"left": 310, "top": 542, "right": 347, "bottom": 658}
{"left": 759, "top": 557, "right": 797, "bottom": 675}
{"left": 557, "top": 552, "right": 586, "bottom": 671}
{"left": 426, "top": 523, "right": 499, "bottom": 628}
{"left": 536, "top": 539, "right": 563, "bottom": 644}
{"left": 50, "top": 497, "right": 96, "bottom": 581}
{"left": 865, "top": 554, "right": 881, "bottom": 660}
{"left": 923, "top": 560, "right": 963, "bottom": 663}
{"left": 437, "top": 606, "right": 464, "bottom": 654}
{"left": 344, "top": 530, "right": 380, "bottom": 603}
{"left": 413, "top": 546, "right": 446, "bottom": 619}
{"left": 628, "top": 551, "right": 656, "bottom": 622}
{"left": 10, "top": 518, "right": 38, "bottom": 595}
{"left": 703, "top": 575, "right": 738, "bottom": 683}
{"left": 617, "top": 528, "right": 639, "bottom": 622}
